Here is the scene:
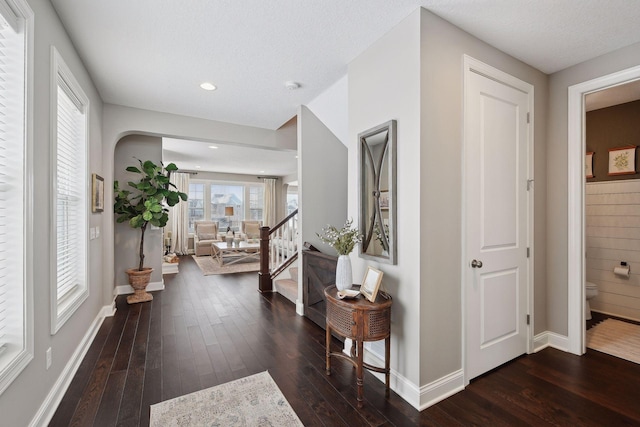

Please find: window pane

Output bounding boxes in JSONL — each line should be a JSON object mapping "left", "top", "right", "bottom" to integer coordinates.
{"left": 287, "top": 192, "right": 298, "bottom": 215}
{"left": 211, "top": 184, "right": 243, "bottom": 231}
{"left": 249, "top": 185, "right": 264, "bottom": 221}
{"left": 188, "top": 183, "right": 204, "bottom": 231}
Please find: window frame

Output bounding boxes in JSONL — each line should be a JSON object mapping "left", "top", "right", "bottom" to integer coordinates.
{"left": 49, "top": 46, "right": 90, "bottom": 334}
{"left": 0, "top": 0, "right": 34, "bottom": 396}
{"left": 188, "top": 179, "right": 264, "bottom": 233}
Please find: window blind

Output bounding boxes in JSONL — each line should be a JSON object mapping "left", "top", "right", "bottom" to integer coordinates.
{"left": 56, "top": 80, "right": 86, "bottom": 304}
{"left": 0, "top": 3, "right": 26, "bottom": 371}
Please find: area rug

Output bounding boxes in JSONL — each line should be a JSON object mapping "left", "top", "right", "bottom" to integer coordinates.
{"left": 150, "top": 371, "right": 303, "bottom": 426}
{"left": 192, "top": 255, "right": 260, "bottom": 276}
{"left": 586, "top": 318, "right": 640, "bottom": 364}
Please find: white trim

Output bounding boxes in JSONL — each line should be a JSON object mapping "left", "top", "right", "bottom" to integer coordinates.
{"left": 419, "top": 370, "right": 465, "bottom": 411}
{"left": 50, "top": 46, "right": 91, "bottom": 334}
{"left": 533, "top": 331, "right": 570, "bottom": 353}
{"left": 114, "top": 280, "right": 165, "bottom": 296}
{"left": 567, "top": 64, "right": 640, "bottom": 355}
{"left": 29, "top": 304, "right": 112, "bottom": 427}
{"left": 462, "top": 55, "right": 535, "bottom": 384}
{"left": 295, "top": 300, "right": 304, "bottom": 316}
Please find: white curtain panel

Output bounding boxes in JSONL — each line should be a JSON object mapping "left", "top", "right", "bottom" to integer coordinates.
{"left": 264, "top": 178, "right": 277, "bottom": 227}
{"left": 169, "top": 172, "right": 190, "bottom": 255}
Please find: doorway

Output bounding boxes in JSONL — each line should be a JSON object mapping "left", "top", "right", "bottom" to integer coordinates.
{"left": 463, "top": 56, "right": 534, "bottom": 382}
{"left": 567, "top": 64, "right": 640, "bottom": 354}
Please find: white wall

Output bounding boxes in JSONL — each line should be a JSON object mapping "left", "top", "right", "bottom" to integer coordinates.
{"left": 586, "top": 180, "right": 640, "bottom": 321}
{"left": 114, "top": 135, "right": 164, "bottom": 287}
{"left": 307, "top": 74, "right": 349, "bottom": 146}
{"left": 349, "top": 9, "right": 423, "bottom": 398}
{"left": 418, "top": 8, "right": 548, "bottom": 384}
{"left": 547, "top": 41, "right": 640, "bottom": 335}
{"left": 298, "top": 105, "right": 348, "bottom": 254}
{"left": 0, "top": 0, "right": 109, "bottom": 425}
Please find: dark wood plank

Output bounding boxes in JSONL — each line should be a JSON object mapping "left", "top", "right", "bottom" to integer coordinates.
{"left": 52, "top": 256, "right": 640, "bottom": 427}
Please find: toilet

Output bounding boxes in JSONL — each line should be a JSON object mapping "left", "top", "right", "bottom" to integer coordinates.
{"left": 585, "top": 281, "right": 599, "bottom": 320}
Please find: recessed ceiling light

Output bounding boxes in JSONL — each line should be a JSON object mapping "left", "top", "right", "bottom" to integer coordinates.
{"left": 208, "top": 145, "right": 218, "bottom": 149}
{"left": 285, "top": 81, "right": 300, "bottom": 90}
{"left": 260, "top": 170, "right": 265, "bottom": 173}
{"left": 200, "top": 82, "right": 217, "bottom": 91}
{"left": 195, "top": 165, "right": 201, "bottom": 169}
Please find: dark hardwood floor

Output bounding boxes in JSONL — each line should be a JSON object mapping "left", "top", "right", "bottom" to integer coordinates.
{"left": 50, "top": 256, "right": 640, "bottom": 426}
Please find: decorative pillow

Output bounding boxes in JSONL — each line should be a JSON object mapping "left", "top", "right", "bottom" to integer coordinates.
{"left": 198, "top": 233, "right": 218, "bottom": 241}
{"left": 197, "top": 223, "right": 217, "bottom": 240}
{"left": 245, "top": 223, "right": 260, "bottom": 239}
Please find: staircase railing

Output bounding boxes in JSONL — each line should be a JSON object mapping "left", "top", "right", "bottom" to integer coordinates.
{"left": 259, "top": 209, "right": 299, "bottom": 292}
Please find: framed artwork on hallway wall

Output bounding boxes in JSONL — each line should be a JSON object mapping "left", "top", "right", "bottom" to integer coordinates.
{"left": 608, "top": 146, "right": 636, "bottom": 176}
{"left": 92, "top": 173, "right": 104, "bottom": 213}
{"left": 585, "top": 152, "right": 594, "bottom": 178}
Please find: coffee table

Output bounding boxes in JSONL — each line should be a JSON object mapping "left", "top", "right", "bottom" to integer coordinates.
{"left": 212, "top": 241, "right": 261, "bottom": 266}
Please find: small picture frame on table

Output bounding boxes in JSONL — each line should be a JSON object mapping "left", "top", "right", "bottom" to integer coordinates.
{"left": 360, "top": 266, "right": 384, "bottom": 302}
{"left": 92, "top": 173, "right": 104, "bottom": 213}
{"left": 608, "top": 146, "right": 636, "bottom": 176}
{"left": 585, "top": 152, "right": 594, "bottom": 178}
{"left": 379, "top": 190, "right": 389, "bottom": 210}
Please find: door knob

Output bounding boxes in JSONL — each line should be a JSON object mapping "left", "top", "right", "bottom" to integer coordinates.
{"left": 471, "top": 259, "right": 483, "bottom": 268}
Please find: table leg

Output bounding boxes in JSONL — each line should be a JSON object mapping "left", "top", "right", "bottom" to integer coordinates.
{"left": 385, "top": 336, "right": 391, "bottom": 395}
{"left": 325, "top": 325, "right": 331, "bottom": 375}
{"left": 356, "top": 339, "right": 364, "bottom": 408}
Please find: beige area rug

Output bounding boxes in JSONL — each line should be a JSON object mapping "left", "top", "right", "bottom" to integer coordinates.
{"left": 586, "top": 318, "right": 640, "bottom": 364}
{"left": 192, "top": 255, "right": 259, "bottom": 275}
{"left": 150, "top": 371, "right": 303, "bottom": 427}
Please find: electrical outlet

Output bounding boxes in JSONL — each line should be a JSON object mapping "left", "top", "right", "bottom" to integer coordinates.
{"left": 46, "top": 347, "right": 52, "bottom": 370}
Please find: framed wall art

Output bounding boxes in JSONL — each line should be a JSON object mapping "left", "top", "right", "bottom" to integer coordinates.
{"left": 608, "top": 146, "right": 636, "bottom": 176}
{"left": 360, "top": 266, "right": 384, "bottom": 302}
{"left": 92, "top": 173, "right": 104, "bottom": 213}
{"left": 585, "top": 151, "right": 594, "bottom": 178}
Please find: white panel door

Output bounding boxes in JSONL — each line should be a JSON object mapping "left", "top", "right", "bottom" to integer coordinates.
{"left": 465, "top": 68, "right": 530, "bottom": 381}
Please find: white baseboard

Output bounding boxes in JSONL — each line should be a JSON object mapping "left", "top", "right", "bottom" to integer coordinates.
{"left": 533, "top": 331, "right": 570, "bottom": 352}
{"left": 114, "top": 280, "right": 165, "bottom": 296}
{"left": 295, "top": 300, "right": 304, "bottom": 316}
{"left": 419, "top": 369, "right": 465, "bottom": 410}
{"left": 29, "top": 304, "right": 112, "bottom": 427}
{"left": 341, "top": 341, "right": 463, "bottom": 410}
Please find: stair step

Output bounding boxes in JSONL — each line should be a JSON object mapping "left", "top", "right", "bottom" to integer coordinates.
{"left": 275, "top": 279, "right": 297, "bottom": 304}
{"left": 289, "top": 267, "right": 298, "bottom": 282}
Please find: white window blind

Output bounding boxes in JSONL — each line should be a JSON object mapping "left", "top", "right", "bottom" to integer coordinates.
{"left": 52, "top": 46, "right": 88, "bottom": 333}
{"left": 0, "top": 0, "right": 33, "bottom": 397}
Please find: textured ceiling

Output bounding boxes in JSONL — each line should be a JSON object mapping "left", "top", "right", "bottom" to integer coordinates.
{"left": 50, "top": 0, "right": 640, "bottom": 132}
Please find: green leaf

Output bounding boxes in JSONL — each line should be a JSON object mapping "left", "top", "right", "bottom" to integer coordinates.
{"left": 126, "top": 166, "right": 141, "bottom": 173}
{"left": 165, "top": 163, "right": 178, "bottom": 172}
{"left": 142, "top": 211, "right": 153, "bottom": 221}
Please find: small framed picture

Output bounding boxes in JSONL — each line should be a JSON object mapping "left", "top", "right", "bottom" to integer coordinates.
{"left": 379, "top": 190, "right": 389, "bottom": 210}
{"left": 360, "top": 266, "right": 384, "bottom": 302}
{"left": 608, "top": 146, "right": 636, "bottom": 176}
{"left": 92, "top": 173, "right": 104, "bottom": 213}
{"left": 585, "top": 152, "right": 594, "bottom": 178}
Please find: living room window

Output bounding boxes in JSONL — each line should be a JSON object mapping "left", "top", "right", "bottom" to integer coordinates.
{"left": 188, "top": 180, "right": 264, "bottom": 232}
{"left": 0, "top": 0, "right": 33, "bottom": 396}
{"left": 51, "top": 47, "right": 89, "bottom": 334}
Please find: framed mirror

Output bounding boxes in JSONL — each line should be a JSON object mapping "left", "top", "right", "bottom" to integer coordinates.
{"left": 358, "top": 120, "right": 396, "bottom": 264}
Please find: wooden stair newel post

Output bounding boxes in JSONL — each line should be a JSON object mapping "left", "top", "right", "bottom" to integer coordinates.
{"left": 258, "top": 225, "right": 272, "bottom": 292}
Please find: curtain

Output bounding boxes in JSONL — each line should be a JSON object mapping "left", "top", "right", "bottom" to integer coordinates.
{"left": 169, "top": 172, "right": 190, "bottom": 255}
{"left": 264, "top": 178, "right": 277, "bottom": 227}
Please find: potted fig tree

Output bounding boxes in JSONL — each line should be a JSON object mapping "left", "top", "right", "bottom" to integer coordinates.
{"left": 114, "top": 159, "right": 187, "bottom": 304}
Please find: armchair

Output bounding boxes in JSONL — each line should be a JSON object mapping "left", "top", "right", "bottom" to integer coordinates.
{"left": 241, "top": 220, "right": 262, "bottom": 240}
{"left": 194, "top": 221, "right": 222, "bottom": 256}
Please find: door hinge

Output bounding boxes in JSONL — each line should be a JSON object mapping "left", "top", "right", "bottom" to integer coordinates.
{"left": 526, "top": 314, "right": 530, "bottom": 325}
{"left": 526, "top": 247, "right": 530, "bottom": 258}
{"left": 527, "top": 112, "right": 530, "bottom": 123}
{"left": 527, "top": 179, "right": 534, "bottom": 191}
